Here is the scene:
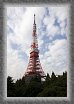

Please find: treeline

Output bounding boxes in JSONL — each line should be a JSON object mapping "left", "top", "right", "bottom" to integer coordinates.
{"left": 7, "top": 71, "right": 67, "bottom": 97}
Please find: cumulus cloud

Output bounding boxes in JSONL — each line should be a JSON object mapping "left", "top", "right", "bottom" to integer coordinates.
{"left": 43, "top": 6, "right": 69, "bottom": 38}
{"left": 6, "top": 5, "right": 69, "bottom": 80}
{"left": 40, "top": 38, "right": 68, "bottom": 75}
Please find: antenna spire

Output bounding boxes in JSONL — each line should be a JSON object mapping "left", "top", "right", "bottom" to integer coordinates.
{"left": 34, "top": 14, "right": 35, "bottom": 24}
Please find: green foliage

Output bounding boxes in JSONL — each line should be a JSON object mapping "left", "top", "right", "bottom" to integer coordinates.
{"left": 7, "top": 71, "right": 67, "bottom": 97}
{"left": 7, "top": 76, "right": 15, "bottom": 97}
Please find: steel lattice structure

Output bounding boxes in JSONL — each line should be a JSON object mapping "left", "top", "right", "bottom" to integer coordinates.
{"left": 24, "top": 14, "right": 45, "bottom": 77}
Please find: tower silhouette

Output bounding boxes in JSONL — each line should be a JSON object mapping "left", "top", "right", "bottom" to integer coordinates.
{"left": 24, "top": 14, "right": 45, "bottom": 78}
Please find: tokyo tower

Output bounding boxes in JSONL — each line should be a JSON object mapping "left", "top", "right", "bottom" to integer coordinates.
{"left": 24, "top": 14, "right": 45, "bottom": 78}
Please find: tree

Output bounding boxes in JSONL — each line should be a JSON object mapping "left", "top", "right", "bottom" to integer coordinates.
{"left": 46, "top": 73, "right": 50, "bottom": 81}
{"left": 7, "top": 76, "right": 15, "bottom": 97}
{"left": 44, "top": 73, "right": 50, "bottom": 87}
{"left": 51, "top": 72, "right": 56, "bottom": 81}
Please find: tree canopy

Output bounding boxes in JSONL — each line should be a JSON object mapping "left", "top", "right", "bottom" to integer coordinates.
{"left": 7, "top": 71, "right": 67, "bottom": 97}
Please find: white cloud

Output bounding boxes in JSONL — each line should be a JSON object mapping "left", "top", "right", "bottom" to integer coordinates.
{"left": 48, "top": 6, "right": 69, "bottom": 21}
{"left": 7, "top": 41, "right": 28, "bottom": 80}
{"left": 40, "top": 38, "right": 69, "bottom": 76}
{"left": 43, "top": 6, "right": 69, "bottom": 38}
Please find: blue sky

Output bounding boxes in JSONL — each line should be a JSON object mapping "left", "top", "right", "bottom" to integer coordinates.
{"left": 6, "top": 6, "right": 69, "bottom": 80}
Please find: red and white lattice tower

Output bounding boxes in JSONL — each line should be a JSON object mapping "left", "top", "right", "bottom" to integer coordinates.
{"left": 24, "top": 14, "right": 45, "bottom": 77}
